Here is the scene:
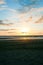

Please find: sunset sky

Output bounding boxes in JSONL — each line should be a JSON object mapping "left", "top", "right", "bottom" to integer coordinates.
{"left": 0, "top": 0, "right": 43, "bottom": 36}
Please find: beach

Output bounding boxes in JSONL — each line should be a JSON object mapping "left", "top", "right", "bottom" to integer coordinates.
{"left": 0, "top": 37, "right": 43, "bottom": 65}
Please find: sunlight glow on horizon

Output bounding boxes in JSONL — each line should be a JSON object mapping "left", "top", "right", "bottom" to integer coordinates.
{"left": 19, "top": 27, "right": 30, "bottom": 35}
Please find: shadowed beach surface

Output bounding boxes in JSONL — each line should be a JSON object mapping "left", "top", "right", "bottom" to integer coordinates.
{"left": 0, "top": 36, "right": 43, "bottom": 65}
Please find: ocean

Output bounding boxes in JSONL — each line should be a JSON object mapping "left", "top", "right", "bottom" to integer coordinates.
{"left": 0, "top": 36, "right": 43, "bottom": 40}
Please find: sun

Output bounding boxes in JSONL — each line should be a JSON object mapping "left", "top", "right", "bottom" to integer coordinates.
{"left": 21, "top": 28, "right": 28, "bottom": 33}
{"left": 20, "top": 27, "right": 30, "bottom": 35}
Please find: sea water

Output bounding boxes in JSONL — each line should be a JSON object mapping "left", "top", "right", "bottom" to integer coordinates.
{"left": 0, "top": 36, "right": 43, "bottom": 40}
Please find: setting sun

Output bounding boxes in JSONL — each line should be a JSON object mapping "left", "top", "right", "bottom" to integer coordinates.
{"left": 21, "top": 28, "right": 28, "bottom": 33}
{"left": 20, "top": 27, "right": 30, "bottom": 35}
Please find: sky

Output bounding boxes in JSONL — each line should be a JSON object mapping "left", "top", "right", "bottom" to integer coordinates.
{"left": 0, "top": 0, "right": 43, "bottom": 36}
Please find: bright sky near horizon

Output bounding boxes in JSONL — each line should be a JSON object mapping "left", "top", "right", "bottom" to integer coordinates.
{"left": 0, "top": 0, "right": 43, "bottom": 35}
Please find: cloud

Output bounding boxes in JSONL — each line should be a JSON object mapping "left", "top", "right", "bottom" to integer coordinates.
{"left": 6, "top": 7, "right": 43, "bottom": 25}
{"left": 0, "top": 20, "right": 13, "bottom": 26}
{"left": 0, "top": 0, "right": 7, "bottom": 10}
{"left": 0, "top": 0, "right": 39, "bottom": 12}
{"left": 0, "top": 29, "right": 9, "bottom": 31}
{"left": 0, "top": 5, "right": 7, "bottom": 10}
{"left": 13, "top": 0, "right": 40, "bottom": 13}
{"left": 18, "top": 7, "right": 43, "bottom": 23}
{"left": 0, "top": 20, "right": 3, "bottom": 24}
{"left": 0, "top": 0, "right": 6, "bottom": 4}
{"left": 0, "top": 6, "right": 42, "bottom": 27}
{"left": 35, "top": 16, "right": 43, "bottom": 23}
{"left": 0, "top": 23, "right": 13, "bottom": 26}
{"left": 24, "top": 16, "right": 33, "bottom": 22}
{"left": 14, "top": 0, "right": 39, "bottom": 6}
{"left": 8, "top": 8, "right": 17, "bottom": 13}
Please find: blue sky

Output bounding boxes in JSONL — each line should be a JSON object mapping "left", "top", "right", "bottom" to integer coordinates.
{"left": 0, "top": 0, "right": 43, "bottom": 20}
{"left": 0, "top": 0, "right": 43, "bottom": 35}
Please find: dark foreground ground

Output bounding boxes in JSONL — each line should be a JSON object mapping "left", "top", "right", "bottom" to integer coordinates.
{"left": 0, "top": 39, "right": 43, "bottom": 65}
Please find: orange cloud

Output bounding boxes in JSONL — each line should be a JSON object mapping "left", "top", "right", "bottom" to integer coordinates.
{"left": 0, "top": 23, "right": 13, "bottom": 26}
{"left": 35, "top": 16, "right": 43, "bottom": 23}
{"left": 26, "top": 16, "right": 32, "bottom": 22}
